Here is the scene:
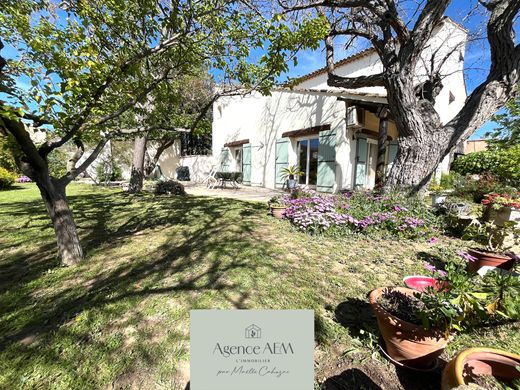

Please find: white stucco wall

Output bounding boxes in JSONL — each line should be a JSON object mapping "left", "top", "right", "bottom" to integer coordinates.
{"left": 156, "top": 139, "right": 216, "bottom": 182}
{"left": 213, "top": 89, "right": 347, "bottom": 190}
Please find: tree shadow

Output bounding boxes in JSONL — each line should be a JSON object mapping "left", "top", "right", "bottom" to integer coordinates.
{"left": 321, "top": 368, "right": 382, "bottom": 390}
{"left": 0, "top": 187, "right": 281, "bottom": 387}
{"left": 334, "top": 297, "right": 378, "bottom": 338}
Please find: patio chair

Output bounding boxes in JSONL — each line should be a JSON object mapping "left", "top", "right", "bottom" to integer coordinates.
{"left": 202, "top": 166, "right": 219, "bottom": 189}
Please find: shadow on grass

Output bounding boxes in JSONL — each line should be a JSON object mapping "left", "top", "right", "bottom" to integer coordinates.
{"left": 334, "top": 298, "right": 378, "bottom": 338}
{"left": 0, "top": 188, "right": 280, "bottom": 387}
{"left": 321, "top": 368, "right": 382, "bottom": 390}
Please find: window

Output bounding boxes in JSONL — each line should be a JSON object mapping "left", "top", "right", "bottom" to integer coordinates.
{"left": 449, "top": 91, "right": 455, "bottom": 104}
{"left": 180, "top": 132, "right": 211, "bottom": 156}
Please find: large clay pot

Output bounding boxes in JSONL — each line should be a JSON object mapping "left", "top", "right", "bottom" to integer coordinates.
{"left": 369, "top": 287, "right": 448, "bottom": 369}
{"left": 442, "top": 347, "right": 520, "bottom": 390}
{"left": 467, "top": 248, "right": 515, "bottom": 273}
{"left": 270, "top": 205, "right": 286, "bottom": 219}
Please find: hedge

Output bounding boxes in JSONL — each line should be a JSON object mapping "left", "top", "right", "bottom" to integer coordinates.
{"left": 452, "top": 145, "right": 520, "bottom": 188}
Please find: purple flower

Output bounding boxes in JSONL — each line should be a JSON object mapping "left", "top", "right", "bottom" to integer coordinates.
{"left": 457, "top": 250, "right": 477, "bottom": 262}
{"left": 423, "top": 262, "right": 437, "bottom": 273}
{"left": 437, "top": 270, "right": 447, "bottom": 277}
{"left": 427, "top": 237, "right": 438, "bottom": 244}
{"left": 17, "top": 175, "right": 32, "bottom": 183}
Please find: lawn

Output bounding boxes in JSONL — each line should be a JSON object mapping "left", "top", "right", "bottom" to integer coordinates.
{"left": 0, "top": 183, "right": 518, "bottom": 390}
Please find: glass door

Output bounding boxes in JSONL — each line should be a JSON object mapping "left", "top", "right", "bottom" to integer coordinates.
{"left": 297, "top": 138, "right": 319, "bottom": 186}
{"left": 298, "top": 140, "right": 308, "bottom": 184}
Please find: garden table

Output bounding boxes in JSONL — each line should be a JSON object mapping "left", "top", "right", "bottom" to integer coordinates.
{"left": 214, "top": 172, "right": 242, "bottom": 188}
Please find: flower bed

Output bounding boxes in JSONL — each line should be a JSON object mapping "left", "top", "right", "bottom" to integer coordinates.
{"left": 281, "top": 189, "right": 440, "bottom": 238}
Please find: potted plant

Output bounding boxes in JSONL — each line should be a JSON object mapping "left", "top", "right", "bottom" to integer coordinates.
{"left": 428, "top": 180, "right": 446, "bottom": 207}
{"left": 481, "top": 192, "right": 520, "bottom": 227}
{"left": 369, "top": 286, "right": 450, "bottom": 369}
{"left": 370, "top": 255, "right": 504, "bottom": 370}
{"left": 461, "top": 220, "right": 519, "bottom": 273}
{"left": 442, "top": 348, "right": 520, "bottom": 390}
{"left": 281, "top": 165, "right": 304, "bottom": 191}
{"left": 268, "top": 195, "right": 287, "bottom": 219}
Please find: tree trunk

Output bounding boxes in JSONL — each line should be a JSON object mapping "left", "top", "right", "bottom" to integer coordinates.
{"left": 128, "top": 134, "right": 148, "bottom": 193}
{"left": 36, "top": 178, "right": 84, "bottom": 266}
{"left": 385, "top": 131, "right": 444, "bottom": 192}
{"left": 144, "top": 139, "right": 175, "bottom": 177}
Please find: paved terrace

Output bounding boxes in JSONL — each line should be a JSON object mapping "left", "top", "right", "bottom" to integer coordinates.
{"left": 183, "top": 183, "right": 283, "bottom": 202}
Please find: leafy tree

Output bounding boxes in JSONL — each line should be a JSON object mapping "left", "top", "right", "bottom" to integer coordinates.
{"left": 279, "top": 0, "right": 520, "bottom": 192}
{"left": 125, "top": 67, "right": 215, "bottom": 193}
{"left": 488, "top": 93, "right": 520, "bottom": 148}
{"left": 0, "top": 0, "right": 326, "bottom": 265}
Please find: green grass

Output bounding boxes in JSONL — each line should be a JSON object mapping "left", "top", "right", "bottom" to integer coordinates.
{"left": 0, "top": 183, "right": 518, "bottom": 389}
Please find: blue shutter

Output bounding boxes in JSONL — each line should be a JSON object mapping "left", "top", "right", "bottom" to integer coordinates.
{"left": 317, "top": 129, "right": 336, "bottom": 192}
{"left": 275, "top": 138, "right": 289, "bottom": 188}
{"left": 354, "top": 137, "right": 368, "bottom": 188}
{"left": 220, "top": 148, "right": 230, "bottom": 172}
{"left": 242, "top": 144, "right": 251, "bottom": 185}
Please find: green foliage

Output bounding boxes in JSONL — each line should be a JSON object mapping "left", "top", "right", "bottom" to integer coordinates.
{"left": 439, "top": 172, "right": 459, "bottom": 190}
{"left": 0, "top": 136, "right": 17, "bottom": 172}
{"left": 154, "top": 180, "right": 185, "bottom": 195}
{"left": 280, "top": 165, "right": 304, "bottom": 179}
{"left": 95, "top": 160, "right": 122, "bottom": 182}
{"left": 0, "top": 167, "right": 16, "bottom": 190}
{"left": 452, "top": 146, "right": 520, "bottom": 189}
{"left": 489, "top": 93, "right": 520, "bottom": 148}
{"left": 47, "top": 149, "right": 68, "bottom": 178}
{"left": 453, "top": 173, "right": 516, "bottom": 203}
{"left": 462, "top": 220, "right": 519, "bottom": 253}
{"left": 418, "top": 250, "right": 520, "bottom": 333}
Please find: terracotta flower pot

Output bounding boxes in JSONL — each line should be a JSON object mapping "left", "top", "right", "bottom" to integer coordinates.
{"left": 369, "top": 287, "right": 448, "bottom": 369}
{"left": 442, "top": 347, "right": 520, "bottom": 390}
{"left": 270, "top": 205, "right": 286, "bottom": 219}
{"left": 467, "top": 248, "right": 515, "bottom": 273}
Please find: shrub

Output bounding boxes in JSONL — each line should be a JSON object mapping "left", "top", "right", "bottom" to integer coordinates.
{"left": 0, "top": 167, "right": 17, "bottom": 190}
{"left": 96, "top": 160, "right": 123, "bottom": 182}
{"left": 452, "top": 145, "right": 520, "bottom": 188}
{"left": 47, "top": 149, "right": 68, "bottom": 178}
{"left": 154, "top": 180, "right": 186, "bottom": 195}
{"left": 0, "top": 136, "right": 17, "bottom": 172}
{"left": 452, "top": 173, "right": 516, "bottom": 203}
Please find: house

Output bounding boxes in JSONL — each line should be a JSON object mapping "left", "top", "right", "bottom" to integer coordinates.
{"left": 464, "top": 139, "right": 488, "bottom": 154}
{"left": 203, "top": 17, "right": 467, "bottom": 192}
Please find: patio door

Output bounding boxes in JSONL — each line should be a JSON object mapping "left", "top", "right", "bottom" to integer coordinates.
{"left": 242, "top": 143, "right": 251, "bottom": 185}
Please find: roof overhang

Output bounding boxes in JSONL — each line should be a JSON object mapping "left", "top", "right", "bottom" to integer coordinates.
{"left": 282, "top": 124, "right": 331, "bottom": 138}
{"left": 224, "top": 139, "right": 249, "bottom": 147}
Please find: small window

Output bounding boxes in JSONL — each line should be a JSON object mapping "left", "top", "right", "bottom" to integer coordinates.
{"left": 180, "top": 132, "right": 212, "bottom": 156}
{"left": 449, "top": 91, "right": 455, "bottom": 104}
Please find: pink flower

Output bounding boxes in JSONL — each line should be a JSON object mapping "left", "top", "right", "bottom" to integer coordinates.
{"left": 427, "top": 237, "right": 438, "bottom": 244}
{"left": 457, "top": 250, "right": 477, "bottom": 262}
{"left": 423, "top": 262, "right": 437, "bottom": 273}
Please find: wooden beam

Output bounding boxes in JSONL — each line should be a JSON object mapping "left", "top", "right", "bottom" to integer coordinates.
{"left": 375, "top": 107, "right": 389, "bottom": 186}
